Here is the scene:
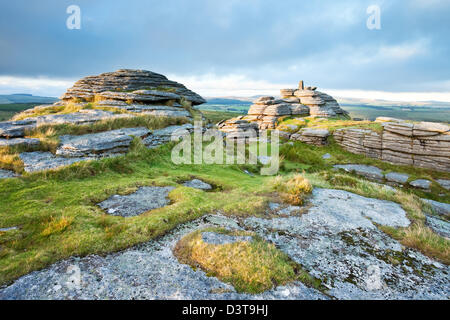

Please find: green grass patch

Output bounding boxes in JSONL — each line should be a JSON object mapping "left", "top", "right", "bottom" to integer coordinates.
{"left": 0, "top": 141, "right": 275, "bottom": 286}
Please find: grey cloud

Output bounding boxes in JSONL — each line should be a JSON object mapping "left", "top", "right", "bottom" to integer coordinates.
{"left": 0, "top": 0, "right": 449, "bottom": 92}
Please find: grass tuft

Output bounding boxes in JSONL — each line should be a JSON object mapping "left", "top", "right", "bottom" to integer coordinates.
{"left": 272, "top": 174, "right": 313, "bottom": 205}
{"left": 173, "top": 228, "right": 323, "bottom": 294}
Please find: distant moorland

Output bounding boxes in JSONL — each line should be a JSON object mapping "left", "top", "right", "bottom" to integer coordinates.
{"left": 198, "top": 97, "right": 450, "bottom": 123}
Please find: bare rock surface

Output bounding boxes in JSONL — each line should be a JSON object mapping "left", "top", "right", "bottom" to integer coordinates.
{"left": 333, "top": 164, "right": 384, "bottom": 181}
{"left": 61, "top": 69, "right": 206, "bottom": 105}
{"left": 0, "top": 169, "right": 18, "bottom": 179}
{"left": 409, "top": 179, "right": 432, "bottom": 190}
{"left": 334, "top": 121, "right": 450, "bottom": 172}
{"left": 32, "top": 110, "right": 131, "bottom": 126}
{"left": 237, "top": 82, "right": 348, "bottom": 131}
{"left": 96, "top": 90, "right": 181, "bottom": 103}
{"left": 385, "top": 172, "right": 409, "bottom": 185}
{"left": 436, "top": 179, "right": 450, "bottom": 190}
{"left": 425, "top": 215, "right": 450, "bottom": 238}
{"left": 18, "top": 124, "right": 194, "bottom": 173}
{"left": 0, "top": 138, "right": 40, "bottom": 148}
{"left": 56, "top": 127, "right": 150, "bottom": 157}
{"left": 183, "top": 179, "right": 212, "bottom": 190}
{"left": 291, "top": 128, "right": 330, "bottom": 146}
{"left": 1, "top": 188, "right": 448, "bottom": 300}
{"left": 0, "top": 120, "right": 36, "bottom": 138}
{"left": 144, "top": 123, "right": 194, "bottom": 148}
{"left": 98, "top": 186, "right": 175, "bottom": 217}
{"left": 423, "top": 199, "right": 450, "bottom": 218}
{"left": 201, "top": 232, "right": 252, "bottom": 245}
{"left": 244, "top": 188, "right": 448, "bottom": 300}
{"left": 20, "top": 152, "right": 94, "bottom": 173}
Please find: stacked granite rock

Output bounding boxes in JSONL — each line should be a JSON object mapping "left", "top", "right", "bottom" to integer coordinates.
{"left": 0, "top": 70, "right": 203, "bottom": 174}
{"left": 61, "top": 69, "right": 205, "bottom": 105}
{"left": 217, "top": 116, "right": 259, "bottom": 140}
{"left": 290, "top": 128, "right": 330, "bottom": 146}
{"left": 333, "top": 128, "right": 383, "bottom": 159}
{"left": 243, "top": 81, "right": 347, "bottom": 131}
{"left": 334, "top": 118, "right": 450, "bottom": 172}
{"left": 247, "top": 97, "right": 294, "bottom": 130}
{"left": 282, "top": 82, "right": 347, "bottom": 118}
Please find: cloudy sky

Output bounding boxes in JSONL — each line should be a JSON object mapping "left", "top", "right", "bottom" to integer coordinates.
{"left": 1, "top": 0, "right": 450, "bottom": 101}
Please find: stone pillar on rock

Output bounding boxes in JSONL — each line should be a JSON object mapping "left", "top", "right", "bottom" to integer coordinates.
{"left": 298, "top": 81, "right": 304, "bottom": 90}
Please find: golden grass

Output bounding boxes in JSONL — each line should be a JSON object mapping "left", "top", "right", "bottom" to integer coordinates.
{"left": 271, "top": 174, "right": 313, "bottom": 205}
{"left": 0, "top": 150, "right": 24, "bottom": 172}
{"left": 41, "top": 216, "right": 74, "bottom": 237}
{"left": 12, "top": 103, "right": 84, "bottom": 120}
{"left": 173, "top": 228, "right": 322, "bottom": 293}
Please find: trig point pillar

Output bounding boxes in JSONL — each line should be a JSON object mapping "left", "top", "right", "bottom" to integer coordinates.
{"left": 298, "top": 80, "right": 304, "bottom": 90}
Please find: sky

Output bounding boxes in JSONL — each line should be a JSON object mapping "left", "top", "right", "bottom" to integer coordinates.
{"left": 0, "top": 0, "right": 450, "bottom": 101}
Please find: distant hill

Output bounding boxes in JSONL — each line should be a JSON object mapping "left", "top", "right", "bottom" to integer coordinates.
{"left": 0, "top": 94, "right": 58, "bottom": 104}
{"left": 206, "top": 97, "right": 253, "bottom": 105}
{"left": 336, "top": 97, "right": 450, "bottom": 108}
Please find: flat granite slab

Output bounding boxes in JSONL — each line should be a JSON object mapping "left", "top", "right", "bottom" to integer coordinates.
{"left": 333, "top": 164, "right": 384, "bottom": 181}
{"left": 201, "top": 232, "right": 253, "bottom": 245}
{"left": 426, "top": 215, "right": 450, "bottom": 238}
{"left": 56, "top": 127, "right": 150, "bottom": 157}
{"left": 183, "top": 179, "right": 212, "bottom": 190}
{"left": 31, "top": 109, "right": 132, "bottom": 126}
{"left": 423, "top": 199, "right": 450, "bottom": 218}
{"left": 98, "top": 186, "right": 176, "bottom": 217}
{"left": 0, "top": 138, "right": 40, "bottom": 148}
{"left": 20, "top": 152, "right": 94, "bottom": 173}
{"left": 0, "top": 119, "right": 37, "bottom": 138}
{"left": 0, "top": 169, "right": 18, "bottom": 179}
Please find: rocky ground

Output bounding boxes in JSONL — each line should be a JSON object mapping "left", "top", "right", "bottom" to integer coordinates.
{"left": 1, "top": 186, "right": 448, "bottom": 300}
{"left": 0, "top": 71, "right": 448, "bottom": 300}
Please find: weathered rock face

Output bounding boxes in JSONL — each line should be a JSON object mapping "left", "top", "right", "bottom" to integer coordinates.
{"left": 423, "top": 199, "right": 450, "bottom": 218}
{"left": 290, "top": 128, "right": 330, "bottom": 146}
{"left": 217, "top": 116, "right": 259, "bottom": 140}
{"left": 333, "top": 164, "right": 384, "bottom": 182}
{"left": 17, "top": 124, "right": 194, "bottom": 172}
{"left": 244, "top": 188, "right": 449, "bottom": 300}
{"left": 143, "top": 123, "right": 194, "bottom": 148}
{"left": 56, "top": 127, "right": 150, "bottom": 158}
{"left": 426, "top": 215, "right": 450, "bottom": 238}
{"left": 61, "top": 69, "right": 206, "bottom": 105}
{"left": 0, "top": 137, "right": 40, "bottom": 149}
{"left": 241, "top": 82, "right": 347, "bottom": 131}
{"left": 0, "top": 169, "right": 18, "bottom": 179}
{"left": 0, "top": 70, "right": 201, "bottom": 175}
{"left": 334, "top": 121, "right": 450, "bottom": 172}
{"left": 0, "top": 120, "right": 36, "bottom": 138}
{"left": 183, "top": 179, "right": 212, "bottom": 190}
{"left": 20, "top": 152, "right": 95, "bottom": 173}
{"left": 332, "top": 164, "right": 438, "bottom": 191}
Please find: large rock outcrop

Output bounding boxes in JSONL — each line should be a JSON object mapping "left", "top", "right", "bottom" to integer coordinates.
{"left": 334, "top": 118, "right": 450, "bottom": 172}
{"left": 61, "top": 69, "right": 206, "bottom": 105}
{"left": 242, "top": 81, "right": 348, "bottom": 131}
{"left": 0, "top": 70, "right": 202, "bottom": 173}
